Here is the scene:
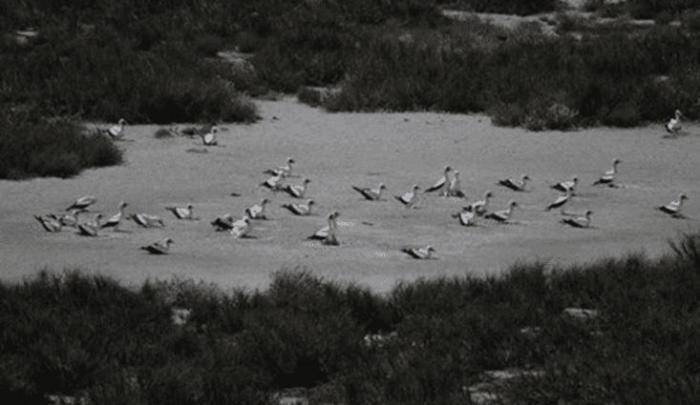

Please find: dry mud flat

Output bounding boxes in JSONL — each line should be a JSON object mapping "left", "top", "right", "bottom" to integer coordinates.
{"left": 1, "top": 99, "right": 698, "bottom": 292}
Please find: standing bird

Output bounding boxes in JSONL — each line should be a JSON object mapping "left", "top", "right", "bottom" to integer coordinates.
{"left": 261, "top": 173, "right": 284, "bottom": 191}
{"left": 308, "top": 211, "right": 340, "bottom": 246}
{"left": 67, "top": 195, "right": 97, "bottom": 211}
{"left": 665, "top": 109, "right": 683, "bottom": 135}
{"left": 246, "top": 198, "right": 270, "bottom": 220}
{"left": 130, "top": 213, "right": 165, "bottom": 228}
{"left": 34, "top": 214, "right": 62, "bottom": 233}
{"left": 593, "top": 159, "right": 621, "bottom": 186}
{"left": 200, "top": 126, "right": 218, "bottom": 146}
{"left": 467, "top": 191, "right": 493, "bottom": 216}
{"left": 498, "top": 175, "right": 531, "bottom": 192}
{"left": 101, "top": 201, "right": 128, "bottom": 230}
{"left": 166, "top": 204, "right": 196, "bottom": 220}
{"left": 402, "top": 245, "right": 436, "bottom": 260}
{"left": 551, "top": 177, "right": 578, "bottom": 193}
{"left": 452, "top": 206, "right": 476, "bottom": 227}
{"left": 141, "top": 238, "right": 174, "bottom": 255}
{"left": 102, "top": 118, "right": 127, "bottom": 141}
{"left": 282, "top": 199, "right": 315, "bottom": 216}
{"left": 486, "top": 201, "right": 519, "bottom": 223}
{"left": 658, "top": 193, "right": 688, "bottom": 217}
{"left": 424, "top": 166, "right": 452, "bottom": 194}
{"left": 230, "top": 216, "right": 251, "bottom": 239}
{"left": 284, "top": 178, "right": 311, "bottom": 199}
{"left": 561, "top": 210, "right": 593, "bottom": 228}
{"left": 352, "top": 183, "right": 386, "bottom": 201}
{"left": 394, "top": 185, "right": 421, "bottom": 208}
{"left": 546, "top": 189, "right": 573, "bottom": 211}
{"left": 264, "top": 157, "right": 295, "bottom": 178}
{"left": 447, "top": 170, "right": 465, "bottom": 198}
{"left": 77, "top": 214, "right": 103, "bottom": 237}
{"left": 211, "top": 214, "right": 235, "bottom": 231}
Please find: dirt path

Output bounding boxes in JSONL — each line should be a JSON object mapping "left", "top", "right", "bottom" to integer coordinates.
{"left": 1, "top": 98, "right": 698, "bottom": 292}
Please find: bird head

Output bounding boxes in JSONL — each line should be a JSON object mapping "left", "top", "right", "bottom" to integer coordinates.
{"left": 444, "top": 165, "right": 452, "bottom": 173}
{"left": 261, "top": 198, "right": 270, "bottom": 205}
{"left": 412, "top": 184, "right": 420, "bottom": 191}
{"left": 510, "top": 201, "right": 519, "bottom": 208}
{"left": 379, "top": 183, "right": 386, "bottom": 190}
{"left": 307, "top": 199, "right": 315, "bottom": 206}
{"left": 585, "top": 210, "right": 594, "bottom": 217}
{"left": 675, "top": 109, "right": 683, "bottom": 118}
{"left": 165, "top": 238, "right": 174, "bottom": 245}
{"left": 120, "top": 201, "right": 128, "bottom": 208}
{"left": 485, "top": 190, "right": 493, "bottom": 198}
{"left": 522, "top": 174, "right": 531, "bottom": 181}
{"left": 118, "top": 118, "right": 127, "bottom": 125}
{"left": 680, "top": 193, "right": 688, "bottom": 201}
{"left": 187, "top": 204, "right": 194, "bottom": 210}
{"left": 287, "top": 157, "right": 295, "bottom": 164}
{"left": 613, "top": 158, "right": 621, "bottom": 166}
{"left": 572, "top": 177, "right": 579, "bottom": 184}
{"left": 304, "top": 178, "right": 311, "bottom": 184}
{"left": 426, "top": 245, "right": 436, "bottom": 253}
{"left": 333, "top": 211, "right": 340, "bottom": 218}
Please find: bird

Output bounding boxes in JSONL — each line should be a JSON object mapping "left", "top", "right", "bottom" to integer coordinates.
{"left": 211, "top": 214, "right": 235, "bottom": 231}
{"left": 498, "top": 174, "right": 531, "bottom": 192}
{"left": 658, "top": 193, "right": 688, "bottom": 217}
{"left": 66, "top": 195, "right": 97, "bottom": 211}
{"left": 551, "top": 177, "right": 578, "bottom": 193}
{"left": 452, "top": 206, "right": 476, "bottom": 226}
{"left": 230, "top": 216, "right": 251, "bottom": 239}
{"left": 34, "top": 214, "right": 62, "bottom": 232}
{"left": 282, "top": 199, "right": 315, "bottom": 216}
{"left": 546, "top": 189, "right": 573, "bottom": 211}
{"left": 402, "top": 245, "right": 436, "bottom": 260}
{"left": 665, "top": 109, "right": 683, "bottom": 135}
{"left": 308, "top": 211, "right": 340, "bottom": 245}
{"left": 447, "top": 170, "right": 465, "bottom": 198}
{"left": 130, "top": 213, "right": 165, "bottom": 228}
{"left": 102, "top": 118, "right": 127, "bottom": 140}
{"left": 394, "top": 185, "right": 421, "bottom": 208}
{"left": 283, "top": 178, "right": 311, "bottom": 199}
{"left": 200, "top": 126, "right": 218, "bottom": 146}
{"left": 467, "top": 191, "right": 493, "bottom": 216}
{"left": 264, "top": 157, "right": 295, "bottom": 178}
{"left": 101, "top": 201, "right": 128, "bottom": 230}
{"left": 352, "top": 183, "right": 386, "bottom": 201}
{"left": 246, "top": 198, "right": 270, "bottom": 220}
{"left": 77, "top": 214, "right": 103, "bottom": 236}
{"left": 58, "top": 210, "right": 81, "bottom": 228}
{"left": 141, "top": 238, "right": 174, "bottom": 254}
{"left": 424, "top": 166, "right": 452, "bottom": 194}
{"left": 561, "top": 210, "right": 593, "bottom": 228}
{"left": 486, "top": 201, "right": 519, "bottom": 223}
{"left": 593, "top": 159, "right": 621, "bottom": 186}
{"left": 261, "top": 174, "right": 284, "bottom": 191}
{"left": 166, "top": 204, "right": 196, "bottom": 220}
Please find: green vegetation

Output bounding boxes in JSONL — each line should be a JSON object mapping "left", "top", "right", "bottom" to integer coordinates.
{"left": 2, "top": 234, "right": 699, "bottom": 403}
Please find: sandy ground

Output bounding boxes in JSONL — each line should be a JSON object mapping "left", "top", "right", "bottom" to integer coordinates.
{"left": 1, "top": 98, "right": 698, "bottom": 292}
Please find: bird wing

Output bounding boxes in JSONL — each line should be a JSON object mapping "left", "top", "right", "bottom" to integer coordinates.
{"left": 424, "top": 177, "right": 446, "bottom": 193}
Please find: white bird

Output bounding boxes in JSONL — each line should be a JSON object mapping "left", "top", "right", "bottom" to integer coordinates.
{"left": 211, "top": 214, "right": 235, "bottom": 231}
{"left": 424, "top": 166, "right": 452, "bottom": 194}
{"left": 77, "top": 214, "right": 102, "bottom": 236}
{"left": 665, "top": 109, "right": 683, "bottom": 135}
{"left": 103, "top": 118, "right": 127, "bottom": 140}
{"left": 658, "top": 193, "right": 688, "bottom": 217}
{"left": 452, "top": 206, "right": 476, "bottom": 226}
{"left": 282, "top": 199, "right": 315, "bottom": 216}
{"left": 166, "top": 204, "right": 195, "bottom": 220}
{"left": 66, "top": 195, "right": 97, "bottom": 211}
{"left": 264, "top": 157, "right": 295, "bottom": 178}
{"left": 130, "top": 213, "right": 165, "bottom": 228}
{"left": 447, "top": 170, "right": 465, "bottom": 198}
{"left": 561, "top": 210, "right": 593, "bottom": 228}
{"left": 230, "top": 216, "right": 251, "bottom": 239}
{"left": 261, "top": 174, "right": 284, "bottom": 191}
{"left": 467, "top": 191, "right": 493, "bottom": 216}
{"left": 200, "top": 126, "right": 218, "bottom": 146}
{"left": 284, "top": 178, "right": 311, "bottom": 199}
{"left": 246, "top": 198, "right": 270, "bottom": 220}
{"left": 485, "top": 201, "right": 519, "bottom": 223}
{"left": 352, "top": 183, "right": 386, "bottom": 201}
{"left": 593, "top": 159, "right": 621, "bottom": 186}
{"left": 141, "top": 238, "right": 174, "bottom": 255}
{"left": 498, "top": 175, "right": 530, "bottom": 192}
{"left": 101, "top": 201, "right": 128, "bottom": 230}
{"left": 308, "top": 211, "right": 340, "bottom": 245}
{"left": 546, "top": 189, "right": 573, "bottom": 211}
{"left": 394, "top": 185, "right": 421, "bottom": 208}
{"left": 58, "top": 210, "right": 81, "bottom": 228}
{"left": 402, "top": 245, "right": 436, "bottom": 260}
{"left": 34, "top": 214, "right": 62, "bottom": 232}
{"left": 551, "top": 177, "right": 578, "bottom": 193}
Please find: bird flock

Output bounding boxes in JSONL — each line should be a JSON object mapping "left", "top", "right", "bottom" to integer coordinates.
{"left": 33, "top": 113, "right": 692, "bottom": 261}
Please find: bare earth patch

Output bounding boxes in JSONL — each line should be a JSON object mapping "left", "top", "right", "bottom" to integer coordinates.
{"left": 0, "top": 99, "right": 698, "bottom": 292}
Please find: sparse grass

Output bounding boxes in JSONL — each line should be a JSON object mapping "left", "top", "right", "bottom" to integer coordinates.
{"left": 1, "top": 234, "right": 699, "bottom": 403}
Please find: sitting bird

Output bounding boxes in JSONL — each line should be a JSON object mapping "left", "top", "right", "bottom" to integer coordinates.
{"left": 394, "top": 185, "right": 421, "bottom": 208}
{"left": 230, "top": 216, "right": 252, "bottom": 239}
{"left": 665, "top": 109, "right": 683, "bottom": 136}
{"left": 246, "top": 198, "right": 270, "bottom": 220}
{"left": 551, "top": 177, "right": 578, "bottom": 193}
{"left": 67, "top": 195, "right": 97, "bottom": 211}
{"left": 485, "top": 201, "right": 519, "bottom": 223}
{"left": 282, "top": 199, "right": 315, "bottom": 216}
{"left": 546, "top": 189, "right": 573, "bottom": 211}
{"left": 101, "top": 118, "right": 127, "bottom": 140}
{"left": 284, "top": 178, "right": 311, "bottom": 199}
{"left": 352, "top": 183, "right": 386, "bottom": 201}
{"left": 658, "top": 193, "right": 688, "bottom": 218}
{"left": 592, "top": 159, "right": 621, "bottom": 186}
{"left": 77, "top": 214, "right": 103, "bottom": 237}
{"left": 498, "top": 174, "right": 531, "bottom": 192}
{"left": 200, "top": 126, "right": 218, "bottom": 146}
{"left": 141, "top": 238, "right": 174, "bottom": 255}
{"left": 34, "top": 214, "right": 62, "bottom": 233}
{"left": 166, "top": 204, "right": 196, "bottom": 220}
{"left": 402, "top": 245, "right": 436, "bottom": 260}
{"left": 467, "top": 190, "right": 493, "bottom": 216}
{"left": 130, "top": 213, "right": 165, "bottom": 228}
{"left": 264, "top": 157, "right": 295, "bottom": 178}
{"left": 261, "top": 173, "right": 284, "bottom": 191}
{"left": 452, "top": 206, "right": 476, "bottom": 227}
{"left": 561, "top": 210, "right": 593, "bottom": 228}
{"left": 211, "top": 214, "right": 235, "bottom": 231}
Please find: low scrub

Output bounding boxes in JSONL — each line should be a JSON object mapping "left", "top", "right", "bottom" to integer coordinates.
{"left": 1, "top": 234, "right": 699, "bottom": 403}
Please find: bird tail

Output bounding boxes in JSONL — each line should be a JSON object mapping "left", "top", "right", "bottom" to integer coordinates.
{"left": 352, "top": 186, "right": 363, "bottom": 193}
